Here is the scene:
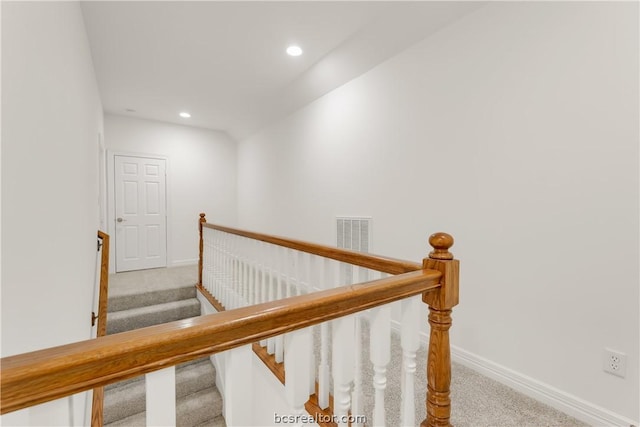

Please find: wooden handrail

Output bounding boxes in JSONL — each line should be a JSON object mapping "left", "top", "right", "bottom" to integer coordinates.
{"left": 0, "top": 269, "right": 442, "bottom": 414}
{"left": 91, "top": 231, "right": 110, "bottom": 427}
{"left": 94, "top": 231, "right": 110, "bottom": 338}
{"left": 200, "top": 213, "right": 422, "bottom": 275}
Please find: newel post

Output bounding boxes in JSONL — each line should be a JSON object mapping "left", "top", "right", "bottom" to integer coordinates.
{"left": 198, "top": 213, "right": 206, "bottom": 287}
{"left": 421, "top": 232, "right": 459, "bottom": 427}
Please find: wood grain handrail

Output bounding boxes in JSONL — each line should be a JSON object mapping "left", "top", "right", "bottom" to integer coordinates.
{"left": 0, "top": 269, "right": 441, "bottom": 414}
{"left": 94, "top": 231, "right": 110, "bottom": 338}
{"left": 201, "top": 216, "right": 422, "bottom": 275}
{"left": 91, "top": 231, "right": 110, "bottom": 427}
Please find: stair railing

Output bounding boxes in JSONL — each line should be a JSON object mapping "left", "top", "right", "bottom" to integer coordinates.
{"left": 0, "top": 218, "right": 458, "bottom": 427}
{"left": 197, "top": 213, "right": 459, "bottom": 427}
{"left": 90, "top": 230, "right": 110, "bottom": 427}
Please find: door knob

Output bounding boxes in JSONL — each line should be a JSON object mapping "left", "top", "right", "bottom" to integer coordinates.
{"left": 117, "top": 217, "right": 125, "bottom": 223}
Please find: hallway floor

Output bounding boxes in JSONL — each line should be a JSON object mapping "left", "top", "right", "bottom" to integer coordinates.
{"left": 109, "top": 264, "right": 197, "bottom": 298}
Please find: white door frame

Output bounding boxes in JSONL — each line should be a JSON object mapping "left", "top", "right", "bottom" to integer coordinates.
{"left": 107, "top": 150, "right": 171, "bottom": 274}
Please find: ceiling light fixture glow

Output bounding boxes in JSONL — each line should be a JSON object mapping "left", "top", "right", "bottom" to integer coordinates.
{"left": 286, "top": 45, "right": 303, "bottom": 57}
{"left": 179, "top": 112, "right": 191, "bottom": 118}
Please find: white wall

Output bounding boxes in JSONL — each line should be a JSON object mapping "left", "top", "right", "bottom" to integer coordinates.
{"left": 238, "top": 2, "right": 639, "bottom": 425}
{"left": 1, "top": 1, "right": 104, "bottom": 425}
{"left": 104, "top": 114, "right": 237, "bottom": 269}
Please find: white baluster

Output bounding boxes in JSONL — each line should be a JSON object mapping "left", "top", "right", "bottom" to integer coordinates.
{"left": 400, "top": 295, "right": 420, "bottom": 426}
{"left": 267, "top": 243, "right": 276, "bottom": 354}
{"left": 259, "top": 241, "right": 268, "bottom": 347}
{"left": 370, "top": 304, "right": 391, "bottom": 426}
{"left": 209, "top": 238, "right": 215, "bottom": 296}
{"left": 303, "top": 253, "right": 316, "bottom": 396}
{"left": 232, "top": 234, "right": 239, "bottom": 308}
{"left": 318, "top": 321, "right": 330, "bottom": 410}
{"left": 146, "top": 367, "right": 175, "bottom": 426}
{"left": 209, "top": 236, "right": 215, "bottom": 295}
{"left": 212, "top": 230, "right": 219, "bottom": 299}
{"left": 222, "top": 233, "right": 233, "bottom": 309}
{"left": 351, "top": 265, "right": 364, "bottom": 427}
{"left": 308, "top": 332, "right": 316, "bottom": 397}
{"left": 250, "top": 239, "right": 258, "bottom": 306}
{"left": 285, "top": 248, "right": 292, "bottom": 299}
{"left": 202, "top": 229, "right": 209, "bottom": 290}
{"left": 334, "top": 259, "right": 342, "bottom": 289}
{"left": 352, "top": 333, "right": 363, "bottom": 425}
{"left": 333, "top": 315, "right": 355, "bottom": 427}
{"left": 217, "top": 230, "right": 224, "bottom": 302}
{"left": 245, "top": 237, "right": 251, "bottom": 306}
{"left": 232, "top": 235, "right": 240, "bottom": 309}
{"left": 234, "top": 235, "right": 241, "bottom": 308}
{"left": 274, "top": 246, "right": 284, "bottom": 363}
{"left": 217, "top": 231, "right": 223, "bottom": 302}
{"left": 296, "top": 250, "right": 304, "bottom": 296}
{"left": 312, "top": 255, "right": 329, "bottom": 409}
{"left": 225, "top": 235, "right": 236, "bottom": 309}
{"left": 305, "top": 252, "right": 313, "bottom": 294}
{"left": 242, "top": 237, "right": 249, "bottom": 306}
{"left": 213, "top": 231, "right": 222, "bottom": 302}
{"left": 284, "top": 328, "right": 313, "bottom": 427}
{"left": 224, "top": 344, "right": 253, "bottom": 426}
{"left": 204, "top": 231, "right": 209, "bottom": 290}
{"left": 203, "top": 229, "right": 210, "bottom": 291}
{"left": 238, "top": 237, "right": 245, "bottom": 306}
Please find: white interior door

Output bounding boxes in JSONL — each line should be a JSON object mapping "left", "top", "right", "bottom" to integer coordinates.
{"left": 114, "top": 155, "right": 167, "bottom": 272}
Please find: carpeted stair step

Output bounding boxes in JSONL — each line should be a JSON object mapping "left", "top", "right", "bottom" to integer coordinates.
{"left": 176, "top": 358, "right": 217, "bottom": 397}
{"left": 109, "top": 284, "right": 197, "bottom": 312}
{"left": 107, "top": 298, "right": 201, "bottom": 334}
{"left": 104, "top": 358, "right": 218, "bottom": 425}
{"left": 194, "top": 415, "right": 227, "bottom": 427}
{"left": 105, "top": 386, "right": 224, "bottom": 427}
{"left": 175, "top": 387, "right": 224, "bottom": 427}
{"left": 103, "top": 375, "right": 145, "bottom": 425}
{"left": 105, "top": 357, "right": 207, "bottom": 392}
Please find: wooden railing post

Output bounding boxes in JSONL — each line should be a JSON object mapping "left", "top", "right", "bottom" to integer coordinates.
{"left": 91, "top": 231, "right": 110, "bottom": 427}
{"left": 421, "top": 232, "right": 459, "bottom": 427}
{"left": 198, "top": 213, "right": 206, "bottom": 287}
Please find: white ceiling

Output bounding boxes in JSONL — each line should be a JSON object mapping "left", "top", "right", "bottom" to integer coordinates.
{"left": 81, "top": 1, "right": 484, "bottom": 140}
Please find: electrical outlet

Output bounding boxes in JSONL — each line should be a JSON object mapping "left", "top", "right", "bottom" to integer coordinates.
{"left": 603, "top": 348, "right": 627, "bottom": 378}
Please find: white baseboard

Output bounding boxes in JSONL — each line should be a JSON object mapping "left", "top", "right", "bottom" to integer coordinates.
{"left": 388, "top": 321, "right": 636, "bottom": 427}
{"left": 451, "top": 346, "right": 638, "bottom": 427}
{"left": 169, "top": 259, "right": 198, "bottom": 267}
{"left": 450, "top": 345, "right": 637, "bottom": 427}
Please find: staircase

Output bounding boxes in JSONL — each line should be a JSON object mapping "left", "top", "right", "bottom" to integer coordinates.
{"left": 104, "top": 270, "right": 225, "bottom": 427}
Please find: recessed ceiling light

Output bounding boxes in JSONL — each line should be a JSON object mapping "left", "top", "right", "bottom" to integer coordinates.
{"left": 179, "top": 112, "right": 191, "bottom": 118}
{"left": 286, "top": 45, "right": 303, "bottom": 57}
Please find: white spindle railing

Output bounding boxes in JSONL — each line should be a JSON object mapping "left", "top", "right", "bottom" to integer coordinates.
{"left": 201, "top": 225, "right": 429, "bottom": 427}
{"left": 267, "top": 242, "right": 276, "bottom": 355}
{"left": 400, "top": 295, "right": 421, "bottom": 427}
{"left": 352, "top": 313, "right": 364, "bottom": 427}
{"left": 370, "top": 304, "right": 391, "bottom": 427}
{"left": 332, "top": 315, "right": 355, "bottom": 427}
{"left": 284, "top": 328, "right": 313, "bottom": 427}
{"left": 275, "top": 246, "right": 285, "bottom": 363}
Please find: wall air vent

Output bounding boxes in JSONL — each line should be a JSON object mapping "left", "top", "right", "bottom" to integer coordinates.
{"left": 337, "top": 216, "right": 372, "bottom": 284}
{"left": 336, "top": 216, "right": 371, "bottom": 253}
